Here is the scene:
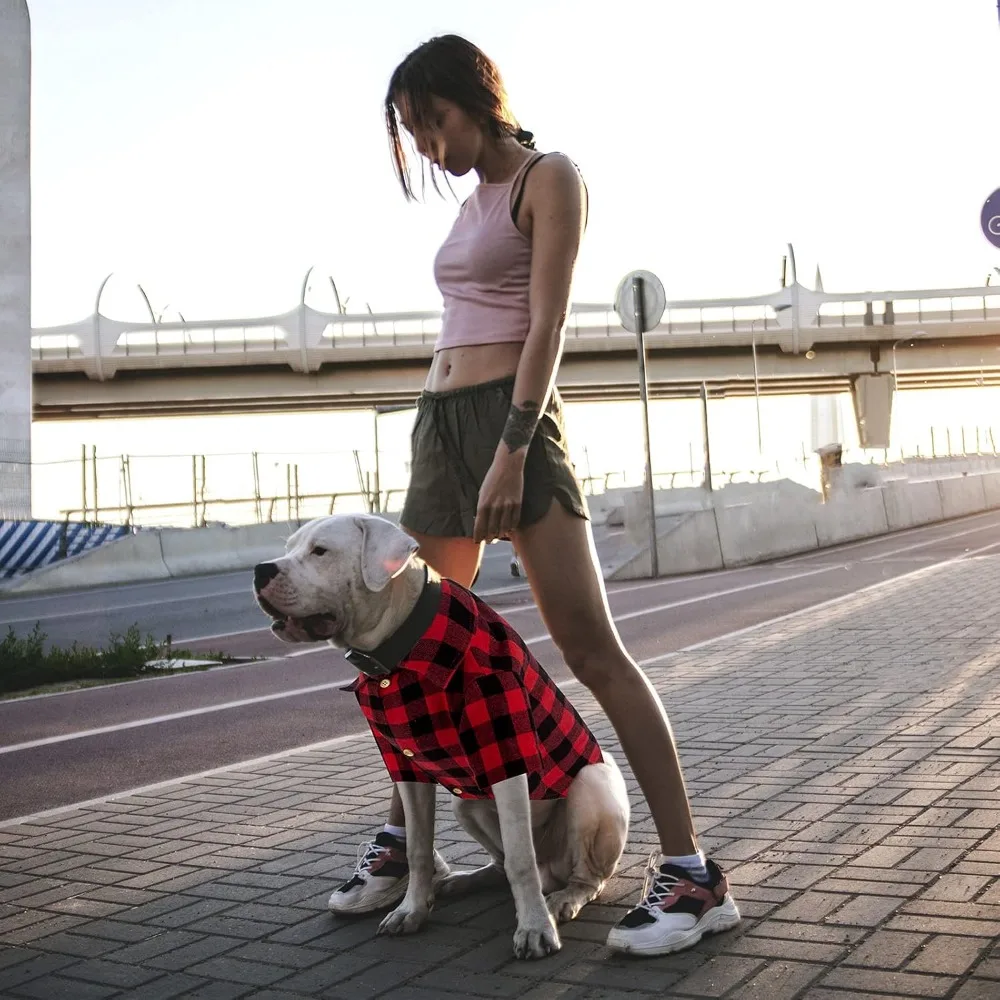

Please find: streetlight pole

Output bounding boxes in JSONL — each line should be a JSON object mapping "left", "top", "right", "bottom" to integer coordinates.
{"left": 751, "top": 320, "right": 763, "bottom": 454}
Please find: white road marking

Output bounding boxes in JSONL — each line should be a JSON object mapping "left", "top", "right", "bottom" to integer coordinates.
{"left": 0, "top": 682, "right": 351, "bottom": 755}
{"left": 13, "top": 537, "right": 997, "bottom": 829}
{"left": 0, "top": 730, "right": 369, "bottom": 830}
{"left": 518, "top": 564, "right": 839, "bottom": 644}
{"left": 0, "top": 565, "right": 838, "bottom": 751}
{"left": 639, "top": 537, "right": 1000, "bottom": 665}
{"left": 776, "top": 508, "right": 1000, "bottom": 565}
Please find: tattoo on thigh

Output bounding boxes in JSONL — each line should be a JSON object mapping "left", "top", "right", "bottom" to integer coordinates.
{"left": 502, "top": 401, "right": 541, "bottom": 453}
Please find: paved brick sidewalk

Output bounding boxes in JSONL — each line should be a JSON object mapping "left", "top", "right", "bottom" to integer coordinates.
{"left": 1, "top": 558, "right": 998, "bottom": 999}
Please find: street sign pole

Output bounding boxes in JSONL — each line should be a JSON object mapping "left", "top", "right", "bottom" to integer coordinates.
{"left": 615, "top": 270, "right": 667, "bottom": 579}
{"left": 631, "top": 275, "right": 658, "bottom": 578}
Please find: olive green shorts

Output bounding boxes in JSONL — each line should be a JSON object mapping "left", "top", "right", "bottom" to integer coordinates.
{"left": 400, "top": 376, "right": 590, "bottom": 539}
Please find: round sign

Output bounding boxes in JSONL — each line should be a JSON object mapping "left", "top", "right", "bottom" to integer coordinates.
{"left": 982, "top": 188, "right": 1000, "bottom": 249}
{"left": 614, "top": 270, "right": 666, "bottom": 334}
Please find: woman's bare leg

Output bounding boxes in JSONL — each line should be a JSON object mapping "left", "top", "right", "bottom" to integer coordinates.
{"left": 513, "top": 501, "right": 697, "bottom": 854}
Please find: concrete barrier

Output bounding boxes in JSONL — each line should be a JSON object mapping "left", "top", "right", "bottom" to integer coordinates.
{"left": 937, "top": 475, "right": 988, "bottom": 520}
{"left": 0, "top": 531, "right": 170, "bottom": 594}
{"left": 608, "top": 510, "right": 722, "bottom": 580}
{"left": 0, "top": 515, "right": 408, "bottom": 596}
{"left": 159, "top": 522, "right": 298, "bottom": 577}
{"left": 656, "top": 509, "right": 723, "bottom": 575}
{"left": 982, "top": 471, "right": 1000, "bottom": 510}
{"left": 814, "top": 489, "right": 888, "bottom": 547}
{"left": 882, "top": 480, "right": 944, "bottom": 531}
{"left": 715, "top": 500, "right": 819, "bottom": 567}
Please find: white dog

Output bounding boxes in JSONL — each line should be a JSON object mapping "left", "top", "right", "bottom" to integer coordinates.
{"left": 253, "top": 513, "right": 630, "bottom": 960}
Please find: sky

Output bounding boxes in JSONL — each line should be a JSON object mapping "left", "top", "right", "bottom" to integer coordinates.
{"left": 27, "top": 0, "right": 1000, "bottom": 329}
{"left": 17, "top": 0, "right": 1000, "bottom": 519}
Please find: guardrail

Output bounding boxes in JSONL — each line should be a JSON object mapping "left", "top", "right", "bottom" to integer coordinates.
{"left": 31, "top": 275, "right": 1000, "bottom": 379}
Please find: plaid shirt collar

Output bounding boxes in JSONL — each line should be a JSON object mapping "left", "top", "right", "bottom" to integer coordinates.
{"left": 344, "top": 567, "right": 444, "bottom": 678}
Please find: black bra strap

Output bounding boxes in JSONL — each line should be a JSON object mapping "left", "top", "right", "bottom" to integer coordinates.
{"left": 511, "top": 153, "right": 548, "bottom": 226}
{"left": 510, "top": 153, "right": 589, "bottom": 231}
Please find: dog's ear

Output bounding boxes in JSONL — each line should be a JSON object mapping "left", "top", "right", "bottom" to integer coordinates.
{"left": 358, "top": 516, "right": 419, "bottom": 592}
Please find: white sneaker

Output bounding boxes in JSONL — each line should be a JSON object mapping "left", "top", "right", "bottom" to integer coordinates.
{"left": 327, "top": 831, "right": 450, "bottom": 915}
{"left": 605, "top": 856, "right": 741, "bottom": 956}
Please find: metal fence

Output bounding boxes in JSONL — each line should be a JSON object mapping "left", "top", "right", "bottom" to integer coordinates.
{"left": 16, "top": 421, "right": 1000, "bottom": 530}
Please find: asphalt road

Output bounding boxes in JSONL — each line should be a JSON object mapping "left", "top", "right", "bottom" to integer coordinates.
{"left": 4, "top": 511, "right": 1000, "bottom": 824}
{"left": 0, "top": 536, "right": 535, "bottom": 651}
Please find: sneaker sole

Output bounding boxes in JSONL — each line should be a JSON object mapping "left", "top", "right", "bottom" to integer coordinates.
{"left": 326, "top": 856, "right": 452, "bottom": 916}
{"left": 328, "top": 874, "right": 409, "bottom": 915}
{"left": 606, "top": 896, "right": 741, "bottom": 956}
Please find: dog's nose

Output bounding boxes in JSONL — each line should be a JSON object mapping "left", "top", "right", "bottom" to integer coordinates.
{"left": 254, "top": 562, "right": 280, "bottom": 592}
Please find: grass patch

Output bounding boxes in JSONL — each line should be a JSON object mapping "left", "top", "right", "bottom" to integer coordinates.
{"left": 1, "top": 623, "right": 243, "bottom": 697}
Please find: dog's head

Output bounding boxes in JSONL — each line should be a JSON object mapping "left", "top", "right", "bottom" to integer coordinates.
{"left": 252, "top": 514, "right": 419, "bottom": 647}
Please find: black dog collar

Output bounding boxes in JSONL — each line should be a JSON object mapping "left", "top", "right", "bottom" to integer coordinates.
{"left": 344, "top": 568, "right": 442, "bottom": 677}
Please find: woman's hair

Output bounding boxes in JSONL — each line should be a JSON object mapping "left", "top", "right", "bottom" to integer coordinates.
{"left": 385, "top": 34, "right": 534, "bottom": 200}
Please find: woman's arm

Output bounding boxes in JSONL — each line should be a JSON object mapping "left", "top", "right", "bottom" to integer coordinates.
{"left": 472, "top": 153, "right": 587, "bottom": 543}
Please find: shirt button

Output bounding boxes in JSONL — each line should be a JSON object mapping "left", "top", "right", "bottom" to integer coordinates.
{"left": 402, "top": 749, "right": 414, "bottom": 758}
{"left": 379, "top": 679, "right": 391, "bottom": 689}
{"left": 451, "top": 787, "right": 463, "bottom": 797}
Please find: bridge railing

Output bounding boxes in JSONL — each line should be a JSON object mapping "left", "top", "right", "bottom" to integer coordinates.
{"left": 30, "top": 283, "right": 1000, "bottom": 375}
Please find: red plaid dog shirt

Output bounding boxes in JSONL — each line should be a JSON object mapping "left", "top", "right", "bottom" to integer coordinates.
{"left": 348, "top": 574, "right": 603, "bottom": 800}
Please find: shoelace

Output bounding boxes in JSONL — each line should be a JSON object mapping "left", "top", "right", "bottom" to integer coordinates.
{"left": 636, "top": 860, "right": 683, "bottom": 914}
{"left": 351, "top": 840, "right": 389, "bottom": 878}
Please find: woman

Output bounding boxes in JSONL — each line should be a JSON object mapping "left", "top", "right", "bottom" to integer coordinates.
{"left": 328, "top": 34, "right": 740, "bottom": 957}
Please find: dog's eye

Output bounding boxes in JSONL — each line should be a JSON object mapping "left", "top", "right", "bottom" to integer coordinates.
{"left": 312, "top": 546, "right": 328, "bottom": 556}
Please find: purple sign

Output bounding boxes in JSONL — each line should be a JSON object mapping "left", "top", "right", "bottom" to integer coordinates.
{"left": 983, "top": 188, "right": 1000, "bottom": 249}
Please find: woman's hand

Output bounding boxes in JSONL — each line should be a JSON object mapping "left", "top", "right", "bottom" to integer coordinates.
{"left": 473, "top": 449, "right": 527, "bottom": 543}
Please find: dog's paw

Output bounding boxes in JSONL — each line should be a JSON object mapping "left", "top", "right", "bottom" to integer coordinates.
{"left": 512, "top": 914, "right": 561, "bottom": 959}
{"left": 435, "top": 864, "right": 505, "bottom": 900}
{"left": 377, "top": 901, "right": 431, "bottom": 937}
{"left": 545, "top": 887, "right": 588, "bottom": 924}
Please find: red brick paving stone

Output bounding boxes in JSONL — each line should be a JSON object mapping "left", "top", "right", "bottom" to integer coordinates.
{"left": 839, "top": 929, "right": 927, "bottom": 969}
{"left": 901, "top": 899, "right": 1000, "bottom": 922}
{"left": 886, "top": 913, "right": 1000, "bottom": 939}
{"left": 800, "top": 990, "right": 923, "bottom": 1000}
{"left": 58, "top": 956, "right": 167, "bottom": 989}
{"left": 898, "top": 847, "right": 968, "bottom": 869}
{"left": 955, "top": 809, "right": 1000, "bottom": 828}
{"left": 920, "top": 873, "right": 996, "bottom": 901}
{"left": 511, "top": 986, "right": 586, "bottom": 1000}
{"left": 228, "top": 994, "right": 316, "bottom": 1000}
{"left": 951, "top": 982, "right": 1000, "bottom": 1000}
{"left": 130, "top": 972, "right": 216, "bottom": 1000}
{"left": 814, "top": 876, "right": 925, "bottom": 896}
{"left": 974, "top": 958, "right": 1000, "bottom": 979}
{"left": 765, "top": 867, "right": 838, "bottom": 890}
{"left": 852, "top": 845, "right": 918, "bottom": 867}
{"left": 825, "top": 892, "right": 910, "bottom": 926}
{"left": 726, "top": 934, "right": 848, "bottom": 964}
{"left": 906, "top": 934, "right": 990, "bottom": 976}
{"left": 160, "top": 983, "right": 252, "bottom": 1000}
{"left": 665, "top": 955, "right": 764, "bottom": 997}
{"left": 720, "top": 959, "right": 825, "bottom": 999}
{"left": 4, "top": 974, "right": 124, "bottom": 999}
{"left": 410, "top": 967, "right": 545, "bottom": 997}
{"left": 767, "top": 891, "right": 845, "bottom": 923}
{"left": 549, "top": 958, "right": 684, "bottom": 993}
{"left": 819, "top": 966, "right": 957, "bottom": 997}
{"left": 977, "top": 881, "right": 1000, "bottom": 904}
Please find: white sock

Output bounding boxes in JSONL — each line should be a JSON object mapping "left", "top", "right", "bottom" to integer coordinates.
{"left": 383, "top": 824, "right": 406, "bottom": 841}
{"left": 661, "top": 850, "right": 708, "bottom": 882}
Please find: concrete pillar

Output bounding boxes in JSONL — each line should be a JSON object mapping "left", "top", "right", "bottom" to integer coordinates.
{"left": 810, "top": 394, "right": 843, "bottom": 452}
{"left": 0, "top": 0, "right": 32, "bottom": 518}
{"left": 851, "top": 374, "right": 894, "bottom": 449}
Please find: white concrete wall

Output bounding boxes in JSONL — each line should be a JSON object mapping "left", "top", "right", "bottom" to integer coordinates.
{"left": 0, "top": 1, "right": 31, "bottom": 518}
